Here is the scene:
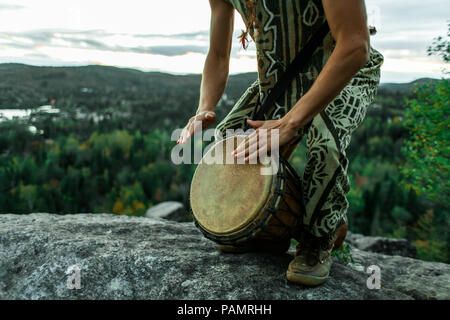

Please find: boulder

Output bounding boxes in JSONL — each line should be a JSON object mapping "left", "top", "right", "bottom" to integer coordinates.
{"left": 346, "top": 231, "right": 417, "bottom": 258}
{"left": 145, "top": 201, "right": 187, "bottom": 222}
{"left": 0, "top": 213, "right": 448, "bottom": 300}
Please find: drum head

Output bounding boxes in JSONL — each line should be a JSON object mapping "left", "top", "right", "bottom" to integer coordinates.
{"left": 190, "top": 135, "right": 275, "bottom": 235}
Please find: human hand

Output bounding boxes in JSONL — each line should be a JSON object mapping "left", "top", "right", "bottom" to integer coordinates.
{"left": 177, "top": 111, "right": 216, "bottom": 144}
{"left": 232, "top": 118, "right": 299, "bottom": 162}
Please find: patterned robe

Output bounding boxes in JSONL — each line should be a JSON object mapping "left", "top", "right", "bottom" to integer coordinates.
{"left": 215, "top": 0, "right": 384, "bottom": 237}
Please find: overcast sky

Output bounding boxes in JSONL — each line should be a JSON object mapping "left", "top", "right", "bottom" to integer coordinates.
{"left": 0, "top": 0, "right": 448, "bottom": 83}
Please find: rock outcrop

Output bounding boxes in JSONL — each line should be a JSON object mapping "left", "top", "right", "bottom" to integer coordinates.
{"left": 0, "top": 213, "right": 448, "bottom": 300}
{"left": 145, "top": 201, "right": 187, "bottom": 222}
{"left": 346, "top": 231, "right": 417, "bottom": 258}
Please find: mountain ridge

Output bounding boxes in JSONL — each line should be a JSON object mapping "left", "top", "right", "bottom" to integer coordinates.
{"left": 0, "top": 62, "right": 439, "bottom": 85}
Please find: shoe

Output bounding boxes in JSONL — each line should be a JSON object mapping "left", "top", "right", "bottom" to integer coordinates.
{"left": 217, "top": 238, "right": 291, "bottom": 254}
{"left": 286, "top": 230, "right": 337, "bottom": 286}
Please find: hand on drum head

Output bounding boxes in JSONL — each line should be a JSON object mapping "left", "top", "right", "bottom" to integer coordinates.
{"left": 177, "top": 111, "right": 216, "bottom": 144}
{"left": 232, "top": 118, "right": 298, "bottom": 163}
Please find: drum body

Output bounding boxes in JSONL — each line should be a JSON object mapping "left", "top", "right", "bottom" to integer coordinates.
{"left": 190, "top": 135, "right": 304, "bottom": 245}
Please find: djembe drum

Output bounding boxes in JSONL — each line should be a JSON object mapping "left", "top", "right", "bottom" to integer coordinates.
{"left": 189, "top": 135, "right": 304, "bottom": 246}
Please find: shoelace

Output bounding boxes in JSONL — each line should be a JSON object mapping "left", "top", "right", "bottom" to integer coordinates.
{"left": 296, "top": 230, "right": 335, "bottom": 264}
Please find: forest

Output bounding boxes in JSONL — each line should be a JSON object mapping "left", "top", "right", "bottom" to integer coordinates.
{"left": 0, "top": 58, "right": 448, "bottom": 263}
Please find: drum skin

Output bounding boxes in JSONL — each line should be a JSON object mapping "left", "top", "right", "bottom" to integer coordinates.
{"left": 190, "top": 135, "right": 302, "bottom": 243}
{"left": 190, "top": 136, "right": 275, "bottom": 235}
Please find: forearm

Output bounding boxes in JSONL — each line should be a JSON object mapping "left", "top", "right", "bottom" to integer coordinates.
{"left": 284, "top": 40, "right": 369, "bottom": 130}
{"left": 197, "top": 53, "right": 229, "bottom": 114}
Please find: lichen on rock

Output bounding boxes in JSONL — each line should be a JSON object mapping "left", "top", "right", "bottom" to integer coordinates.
{"left": 0, "top": 213, "right": 448, "bottom": 300}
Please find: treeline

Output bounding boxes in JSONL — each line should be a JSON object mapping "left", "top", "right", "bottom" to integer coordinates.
{"left": 0, "top": 124, "right": 194, "bottom": 215}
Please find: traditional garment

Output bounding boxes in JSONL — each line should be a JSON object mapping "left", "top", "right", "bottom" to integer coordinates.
{"left": 214, "top": 0, "right": 384, "bottom": 237}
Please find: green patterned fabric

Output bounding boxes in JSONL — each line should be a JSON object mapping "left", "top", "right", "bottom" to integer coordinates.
{"left": 215, "top": 0, "right": 384, "bottom": 237}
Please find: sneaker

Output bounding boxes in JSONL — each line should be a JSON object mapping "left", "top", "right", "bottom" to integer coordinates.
{"left": 286, "top": 231, "right": 337, "bottom": 286}
{"left": 217, "top": 238, "right": 291, "bottom": 254}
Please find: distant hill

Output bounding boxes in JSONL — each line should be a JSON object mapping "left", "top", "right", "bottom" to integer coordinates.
{"left": 379, "top": 78, "right": 440, "bottom": 94}
{"left": 0, "top": 63, "right": 440, "bottom": 130}
{"left": 2, "top": 63, "right": 437, "bottom": 109}
{"left": 0, "top": 63, "right": 255, "bottom": 109}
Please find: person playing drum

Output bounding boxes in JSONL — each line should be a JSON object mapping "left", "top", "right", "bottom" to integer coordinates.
{"left": 177, "top": 0, "right": 383, "bottom": 286}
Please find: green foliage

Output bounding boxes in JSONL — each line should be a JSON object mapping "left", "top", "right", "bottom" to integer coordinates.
{"left": 427, "top": 22, "right": 450, "bottom": 63}
{"left": 412, "top": 210, "right": 448, "bottom": 262}
{"left": 0, "top": 126, "right": 194, "bottom": 216}
{"left": 400, "top": 79, "right": 450, "bottom": 206}
{"left": 331, "top": 243, "right": 354, "bottom": 265}
{"left": 112, "top": 182, "right": 147, "bottom": 216}
{"left": 390, "top": 206, "right": 412, "bottom": 224}
{"left": 292, "top": 237, "right": 355, "bottom": 265}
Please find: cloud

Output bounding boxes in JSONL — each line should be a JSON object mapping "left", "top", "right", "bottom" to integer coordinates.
{"left": 136, "top": 30, "right": 210, "bottom": 40}
{"left": 144, "top": 45, "right": 208, "bottom": 56}
{"left": 0, "top": 0, "right": 447, "bottom": 82}
{"left": 24, "top": 52, "right": 49, "bottom": 58}
{"left": 373, "top": 0, "right": 448, "bottom": 27}
{"left": 0, "top": 29, "right": 248, "bottom": 58}
{"left": 0, "top": 4, "right": 25, "bottom": 10}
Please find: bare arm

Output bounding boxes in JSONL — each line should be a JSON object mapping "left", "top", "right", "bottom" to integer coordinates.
{"left": 284, "top": 0, "right": 370, "bottom": 129}
{"left": 178, "top": 0, "right": 234, "bottom": 144}
{"left": 198, "top": 0, "right": 235, "bottom": 113}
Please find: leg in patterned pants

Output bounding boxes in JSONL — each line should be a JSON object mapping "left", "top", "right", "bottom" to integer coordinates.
{"left": 214, "top": 49, "right": 383, "bottom": 239}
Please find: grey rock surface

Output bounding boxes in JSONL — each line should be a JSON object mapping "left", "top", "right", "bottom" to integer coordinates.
{"left": 145, "top": 201, "right": 187, "bottom": 222}
{"left": 346, "top": 231, "right": 417, "bottom": 258}
{"left": 0, "top": 213, "right": 448, "bottom": 300}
